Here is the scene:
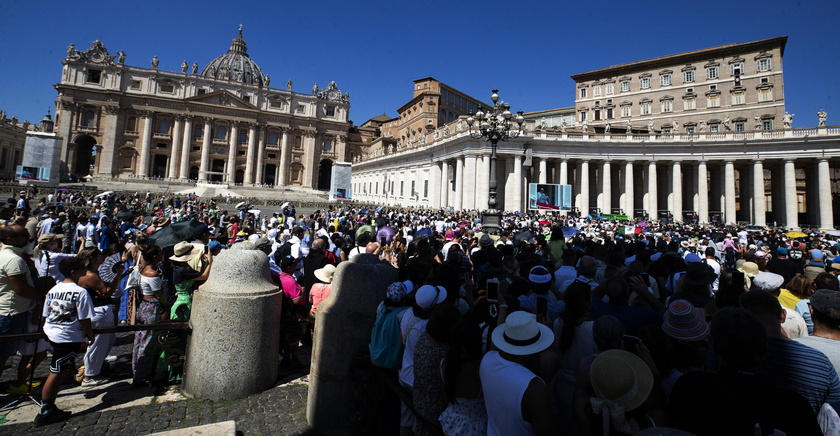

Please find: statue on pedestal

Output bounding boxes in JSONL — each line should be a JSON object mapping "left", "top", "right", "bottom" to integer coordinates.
{"left": 582, "top": 120, "right": 589, "bottom": 133}
{"left": 181, "top": 60, "right": 188, "bottom": 73}
{"left": 625, "top": 120, "right": 632, "bottom": 134}
{"left": 783, "top": 112, "right": 794, "bottom": 129}
{"left": 151, "top": 56, "right": 159, "bottom": 69}
{"left": 818, "top": 109, "right": 828, "bottom": 127}
{"left": 604, "top": 122, "right": 611, "bottom": 133}
{"left": 117, "top": 50, "right": 126, "bottom": 64}
{"left": 722, "top": 115, "right": 731, "bottom": 130}
{"left": 560, "top": 120, "right": 567, "bottom": 133}
{"left": 699, "top": 119, "right": 706, "bottom": 132}
{"left": 754, "top": 115, "right": 762, "bottom": 130}
{"left": 313, "top": 83, "right": 319, "bottom": 95}
{"left": 264, "top": 75, "right": 270, "bottom": 87}
{"left": 66, "top": 43, "right": 76, "bottom": 59}
{"left": 647, "top": 119, "right": 655, "bottom": 133}
{"left": 672, "top": 119, "right": 680, "bottom": 134}
{"left": 287, "top": 79, "right": 292, "bottom": 91}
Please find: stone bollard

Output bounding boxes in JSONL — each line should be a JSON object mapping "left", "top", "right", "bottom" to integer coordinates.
{"left": 182, "top": 242, "right": 282, "bottom": 400}
{"left": 307, "top": 254, "right": 397, "bottom": 435}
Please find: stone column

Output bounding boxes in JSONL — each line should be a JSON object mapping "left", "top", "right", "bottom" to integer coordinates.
{"left": 479, "top": 154, "right": 490, "bottom": 210}
{"left": 137, "top": 112, "right": 154, "bottom": 177}
{"left": 753, "top": 160, "right": 766, "bottom": 226}
{"left": 303, "top": 133, "right": 317, "bottom": 189}
{"left": 538, "top": 157, "right": 547, "bottom": 184}
{"left": 182, "top": 243, "right": 281, "bottom": 400}
{"left": 307, "top": 255, "right": 398, "bottom": 435}
{"left": 724, "top": 160, "right": 737, "bottom": 224}
{"left": 579, "top": 160, "right": 590, "bottom": 216}
{"left": 255, "top": 126, "right": 265, "bottom": 185}
{"left": 199, "top": 118, "right": 212, "bottom": 182}
{"left": 601, "top": 161, "right": 612, "bottom": 215}
{"left": 180, "top": 115, "right": 193, "bottom": 181}
{"left": 784, "top": 159, "right": 798, "bottom": 228}
{"left": 697, "top": 161, "right": 709, "bottom": 223}
{"left": 244, "top": 124, "right": 258, "bottom": 185}
{"left": 278, "top": 129, "right": 291, "bottom": 187}
{"left": 453, "top": 155, "right": 464, "bottom": 210}
{"left": 647, "top": 161, "right": 658, "bottom": 218}
{"left": 513, "top": 154, "right": 523, "bottom": 212}
{"left": 464, "top": 154, "right": 477, "bottom": 210}
{"left": 168, "top": 115, "right": 183, "bottom": 179}
{"left": 430, "top": 160, "right": 441, "bottom": 208}
{"left": 557, "top": 159, "right": 569, "bottom": 185}
{"left": 818, "top": 158, "right": 834, "bottom": 230}
{"left": 227, "top": 124, "right": 239, "bottom": 184}
{"left": 440, "top": 160, "right": 450, "bottom": 208}
{"left": 56, "top": 101, "right": 76, "bottom": 179}
{"left": 98, "top": 106, "right": 120, "bottom": 176}
{"left": 672, "top": 161, "right": 682, "bottom": 222}
{"left": 624, "top": 161, "right": 634, "bottom": 218}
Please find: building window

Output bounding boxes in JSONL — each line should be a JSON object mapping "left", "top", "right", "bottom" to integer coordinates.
{"left": 160, "top": 83, "right": 174, "bottom": 93}
{"left": 661, "top": 100, "right": 672, "bottom": 113}
{"left": 593, "top": 85, "right": 601, "bottom": 96}
{"left": 621, "top": 105, "right": 631, "bottom": 117}
{"left": 641, "top": 102, "right": 651, "bottom": 115}
{"left": 400, "top": 181, "right": 404, "bottom": 196}
{"left": 683, "top": 71, "right": 695, "bottom": 83}
{"left": 660, "top": 74, "right": 672, "bottom": 86}
{"left": 763, "top": 120, "right": 773, "bottom": 131}
{"left": 710, "top": 125, "right": 719, "bottom": 133}
{"left": 130, "top": 80, "right": 141, "bottom": 90}
{"left": 424, "top": 180, "right": 428, "bottom": 198}
{"left": 605, "top": 83, "right": 614, "bottom": 95}
{"left": 323, "top": 139, "right": 332, "bottom": 152}
{"left": 707, "top": 95, "right": 720, "bottom": 108}
{"left": 605, "top": 108, "right": 613, "bottom": 119}
{"left": 757, "top": 58, "right": 772, "bottom": 72}
{"left": 620, "top": 81, "right": 630, "bottom": 92}
{"left": 197, "top": 89, "right": 206, "bottom": 95}
{"left": 706, "top": 67, "right": 719, "bottom": 80}
{"left": 580, "top": 111, "right": 587, "bottom": 122}
{"left": 157, "top": 119, "right": 170, "bottom": 134}
{"left": 239, "top": 131, "right": 248, "bottom": 144}
{"left": 268, "top": 132, "right": 279, "bottom": 146}
{"left": 294, "top": 136, "right": 303, "bottom": 149}
{"left": 732, "top": 91, "right": 745, "bottom": 105}
{"left": 125, "top": 116, "right": 137, "bottom": 132}
{"left": 86, "top": 69, "right": 102, "bottom": 84}
{"left": 684, "top": 98, "right": 696, "bottom": 110}
{"left": 640, "top": 77, "right": 651, "bottom": 89}
{"left": 580, "top": 88, "right": 587, "bottom": 98}
{"left": 735, "top": 122, "right": 745, "bottom": 132}
{"left": 194, "top": 126, "right": 203, "bottom": 138}
{"left": 730, "top": 63, "right": 744, "bottom": 76}
{"left": 82, "top": 110, "right": 96, "bottom": 128}
{"left": 594, "top": 110, "right": 601, "bottom": 121}
{"left": 215, "top": 125, "right": 227, "bottom": 140}
{"left": 326, "top": 105, "right": 336, "bottom": 117}
{"left": 686, "top": 127, "right": 695, "bottom": 134}
{"left": 759, "top": 88, "right": 773, "bottom": 102}
{"left": 296, "top": 104, "right": 306, "bottom": 113}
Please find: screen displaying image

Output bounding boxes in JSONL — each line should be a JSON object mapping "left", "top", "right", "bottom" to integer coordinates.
{"left": 528, "top": 183, "right": 571, "bottom": 210}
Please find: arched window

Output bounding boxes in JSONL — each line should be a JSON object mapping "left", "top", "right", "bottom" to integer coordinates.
{"left": 83, "top": 110, "right": 96, "bottom": 128}
{"left": 268, "top": 132, "right": 279, "bottom": 146}
{"left": 157, "top": 118, "right": 170, "bottom": 134}
{"left": 215, "top": 125, "right": 227, "bottom": 140}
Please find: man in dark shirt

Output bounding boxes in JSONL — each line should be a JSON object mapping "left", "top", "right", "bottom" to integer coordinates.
{"left": 765, "top": 247, "right": 804, "bottom": 285}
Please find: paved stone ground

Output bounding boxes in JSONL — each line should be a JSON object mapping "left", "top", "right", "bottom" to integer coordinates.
{"left": 0, "top": 332, "right": 319, "bottom": 435}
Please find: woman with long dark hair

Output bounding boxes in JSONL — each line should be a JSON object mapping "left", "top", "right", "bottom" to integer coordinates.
{"left": 131, "top": 244, "right": 165, "bottom": 386}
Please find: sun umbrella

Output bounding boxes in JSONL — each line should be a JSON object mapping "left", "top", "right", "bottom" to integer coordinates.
{"left": 457, "top": 221, "right": 471, "bottom": 229}
{"left": 247, "top": 209, "right": 261, "bottom": 214}
{"left": 512, "top": 230, "right": 536, "bottom": 247}
{"left": 637, "top": 221, "right": 649, "bottom": 227}
{"left": 148, "top": 218, "right": 202, "bottom": 248}
{"left": 538, "top": 220, "right": 551, "bottom": 226}
{"left": 827, "top": 230, "right": 840, "bottom": 237}
{"left": 94, "top": 191, "right": 114, "bottom": 198}
{"left": 376, "top": 226, "right": 396, "bottom": 244}
{"left": 415, "top": 228, "right": 433, "bottom": 239}
{"left": 235, "top": 201, "right": 246, "bottom": 209}
{"left": 562, "top": 227, "right": 581, "bottom": 237}
{"left": 785, "top": 231, "right": 807, "bottom": 238}
{"left": 116, "top": 210, "right": 135, "bottom": 220}
{"left": 356, "top": 224, "right": 374, "bottom": 241}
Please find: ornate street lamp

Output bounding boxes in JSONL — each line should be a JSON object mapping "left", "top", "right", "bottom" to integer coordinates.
{"left": 466, "top": 89, "right": 525, "bottom": 234}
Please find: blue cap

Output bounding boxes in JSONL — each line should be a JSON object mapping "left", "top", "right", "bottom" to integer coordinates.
{"left": 777, "top": 247, "right": 789, "bottom": 256}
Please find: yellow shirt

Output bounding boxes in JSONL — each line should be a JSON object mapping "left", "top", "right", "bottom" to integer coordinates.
{"left": 777, "top": 288, "right": 805, "bottom": 311}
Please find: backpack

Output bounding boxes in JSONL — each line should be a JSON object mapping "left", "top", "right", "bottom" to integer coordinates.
{"left": 723, "top": 247, "right": 737, "bottom": 271}
{"left": 369, "top": 306, "right": 410, "bottom": 369}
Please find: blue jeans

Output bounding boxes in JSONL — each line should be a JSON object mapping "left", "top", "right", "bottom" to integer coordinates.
{"left": 0, "top": 312, "right": 30, "bottom": 356}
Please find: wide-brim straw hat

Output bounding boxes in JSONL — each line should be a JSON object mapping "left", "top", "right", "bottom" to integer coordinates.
{"left": 738, "top": 261, "right": 760, "bottom": 278}
{"left": 590, "top": 349, "right": 654, "bottom": 412}
{"left": 491, "top": 311, "right": 554, "bottom": 356}
{"left": 314, "top": 264, "right": 336, "bottom": 283}
{"left": 169, "top": 241, "right": 202, "bottom": 262}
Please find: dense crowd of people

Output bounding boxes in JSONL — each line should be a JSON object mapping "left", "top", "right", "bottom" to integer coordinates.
{"left": 1, "top": 187, "right": 840, "bottom": 433}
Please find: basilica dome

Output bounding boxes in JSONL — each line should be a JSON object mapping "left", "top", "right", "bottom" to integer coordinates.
{"left": 201, "top": 29, "right": 267, "bottom": 87}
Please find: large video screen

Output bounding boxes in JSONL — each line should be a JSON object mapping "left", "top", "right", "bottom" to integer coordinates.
{"left": 528, "top": 183, "right": 572, "bottom": 211}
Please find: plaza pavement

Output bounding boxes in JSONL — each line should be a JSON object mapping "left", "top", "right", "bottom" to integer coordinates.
{"left": 0, "top": 332, "right": 319, "bottom": 435}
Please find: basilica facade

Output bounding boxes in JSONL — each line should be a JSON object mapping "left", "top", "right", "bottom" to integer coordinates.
{"left": 53, "top": 30, "right": 351, "bottom": 188}
{"left": 351, "top": 37, "right": 840, "bottom": 229}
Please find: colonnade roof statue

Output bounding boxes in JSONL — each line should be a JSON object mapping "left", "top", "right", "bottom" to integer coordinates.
{"left": 200, "top": 27, "right": 268, "bottom": 87}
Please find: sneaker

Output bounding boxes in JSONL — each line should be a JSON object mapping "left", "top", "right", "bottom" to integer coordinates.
{"left": 33, "top": 407, "right": 72, "bottom": 426}
{"left": 105, "top": 355, "right": 118, "bottom": 363}
{"left": 81, "top": 377, "right": 106, "bottom": 387}
{"left": 6, "top": 380, "right": 42, "bottom": 395}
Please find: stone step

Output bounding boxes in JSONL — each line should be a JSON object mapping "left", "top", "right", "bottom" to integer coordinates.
{"left": 147, "top": 420, "right": 236, "bottom": 436}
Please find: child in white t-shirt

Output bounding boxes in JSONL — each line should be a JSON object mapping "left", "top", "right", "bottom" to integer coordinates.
{"left": 35, "top": 257, "right": 95, "bottom": 427}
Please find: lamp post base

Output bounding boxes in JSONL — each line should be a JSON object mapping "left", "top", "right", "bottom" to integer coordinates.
{"left": 481, "top": 209, "right": 501, "bottom": 235}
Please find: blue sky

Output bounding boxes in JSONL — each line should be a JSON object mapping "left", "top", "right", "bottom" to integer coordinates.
{"left": 1, "top": 0, "right": 837, "bottom": 128}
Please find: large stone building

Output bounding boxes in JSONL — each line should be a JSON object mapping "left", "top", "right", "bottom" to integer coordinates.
{"left": 351, "top": 37, "right": 840, "bottom": 229}
{"left": 53, "top": 30, "right": 351, "bottom": 188}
